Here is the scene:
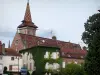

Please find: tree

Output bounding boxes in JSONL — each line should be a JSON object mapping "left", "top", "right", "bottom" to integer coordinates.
{"left": 61, "top": 63, "right": 84, "bottom": 75}
{"left": 82, "top": 12, "right": 100, "bottom": 75}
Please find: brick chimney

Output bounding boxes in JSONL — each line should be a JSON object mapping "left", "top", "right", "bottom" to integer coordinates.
{"left": 0, "top": 41, "right": 2, "bottom": 45}
{"left": 2, "top": 43, "right": 5, "bottom": 55}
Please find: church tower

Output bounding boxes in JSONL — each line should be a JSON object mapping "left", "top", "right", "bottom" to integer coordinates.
{"left": 17, "top": 1, "right": 38, "bottom": 36}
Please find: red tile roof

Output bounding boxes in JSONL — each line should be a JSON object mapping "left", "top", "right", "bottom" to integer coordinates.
{"left": 0, "top": 41, "right": 21, "bottom": 56}
{"left": 18, "top": 2, "right": 38, "bottom": 28}
{"left": 18, "top": 21, "right": 38, "bottom": 28}
{"left": 5, "top": 48, "right": 21, "bottom": 56}
{"left": 19, "top": 34, "right": 59, "bottom": 47}
{"left": 24, "top": 2, "right": 32, "bottom": 22}
{"left": 61, "top": 49, "right": 86, "bottom": 59}
{"left": 19, "top": 33, "right": 87, "bottom": 59}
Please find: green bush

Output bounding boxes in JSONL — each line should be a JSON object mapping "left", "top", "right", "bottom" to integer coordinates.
{"left": 61, "top": 63, "right": 85, "bottom": 75}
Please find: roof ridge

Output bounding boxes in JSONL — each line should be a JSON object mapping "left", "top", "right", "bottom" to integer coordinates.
{"left": 19, "top": 33, "right": 70, "bottom": 43}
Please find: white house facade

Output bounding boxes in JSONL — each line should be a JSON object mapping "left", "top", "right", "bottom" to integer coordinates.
{"left": 0, "top": 41, "right": 23, "bottom": 74}
{"left": 0, "top": 55, "right": 22, "bottom": 72}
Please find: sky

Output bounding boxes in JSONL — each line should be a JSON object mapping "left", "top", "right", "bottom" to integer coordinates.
{"left": 0, "top": 0, "right": 100, "bottom": 47}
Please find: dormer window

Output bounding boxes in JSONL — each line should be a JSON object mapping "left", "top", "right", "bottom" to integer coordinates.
{"left": 42, "top": 40, "right": 45, "bottom": 43}
{"left": 67, "top": 54, "right": 71, "bottom": 57}
{"left": 81, "top": 56, "right": 83, "bottom": 58}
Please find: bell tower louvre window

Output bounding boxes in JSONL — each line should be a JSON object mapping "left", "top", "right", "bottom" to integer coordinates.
{"left": 17, "top": 0, "right": 38, "bottom": 36}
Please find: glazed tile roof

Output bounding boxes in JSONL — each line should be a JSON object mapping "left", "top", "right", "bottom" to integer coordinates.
{"left": 19, "top": 33, "right": 87, "bottom": 59}
{"left": 18, "top": 2, "right": 38, "bottom": 28}
{"left": 24, "top": 2, "right": 32, "bottom": 22}
{"left": 18, "top": 21, "right": 38, "bottom": 28}
{"left": 61, "top": 49, "right": 86, "bottom": 59}
{"left": 20, "top": 33, "right": 59, "bottom": 48}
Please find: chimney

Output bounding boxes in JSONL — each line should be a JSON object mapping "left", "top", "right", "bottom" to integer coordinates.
{"left": 2, "top": 43, "right": 5, "bottom": 55}
{"left": 0, "top": 41, "right": 2, "bottom": 45}
{"left": 52, "top": 36, "right": 57, "bottom": 40}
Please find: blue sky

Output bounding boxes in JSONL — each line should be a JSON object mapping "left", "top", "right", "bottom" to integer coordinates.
{"left": 0, "top": 0, "right": 100, "bottom": 47}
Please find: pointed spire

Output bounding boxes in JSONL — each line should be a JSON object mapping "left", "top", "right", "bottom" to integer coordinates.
{"left": 8, "top": 40, "right": 10, "bottom": 48}
{"left": 18, "top": 0, "right": 38, "bottom": 28}
{"left": 24, "top": 0, "right": 32, "bottom": 22}
{"left": 28, "top": 0, "right": 29, "bottom": 3}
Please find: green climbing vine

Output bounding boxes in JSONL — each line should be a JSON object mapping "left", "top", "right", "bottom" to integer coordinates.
{"left": 19, "top": 46, "right": 62, "bottom": 75}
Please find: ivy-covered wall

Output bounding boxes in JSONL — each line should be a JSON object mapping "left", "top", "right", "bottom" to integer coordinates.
{"left": 19, "top": 46, "right": 62, "bottom": 75}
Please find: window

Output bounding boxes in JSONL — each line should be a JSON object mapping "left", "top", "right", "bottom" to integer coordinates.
{"left": 62, "top": 52, "right": 65, "bottom": 56}
{"left": 9, "top": 65, "right": 12, "bottom": 71}
{"left": 44, "top": 51, "right": 49, "bottom": 58}
{"left": 11, "top": 57, "right": 14, "bottom": 61}
{"left": 81, "top": 56, "right": 83, "bottom": 58}
{"left": 42, "top": 40, "right": 45, "bottom": 43}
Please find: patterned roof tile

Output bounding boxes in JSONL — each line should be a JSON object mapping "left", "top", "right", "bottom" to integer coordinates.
{"left": 19, "top": 33, "right": 87, "bottom": 59}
